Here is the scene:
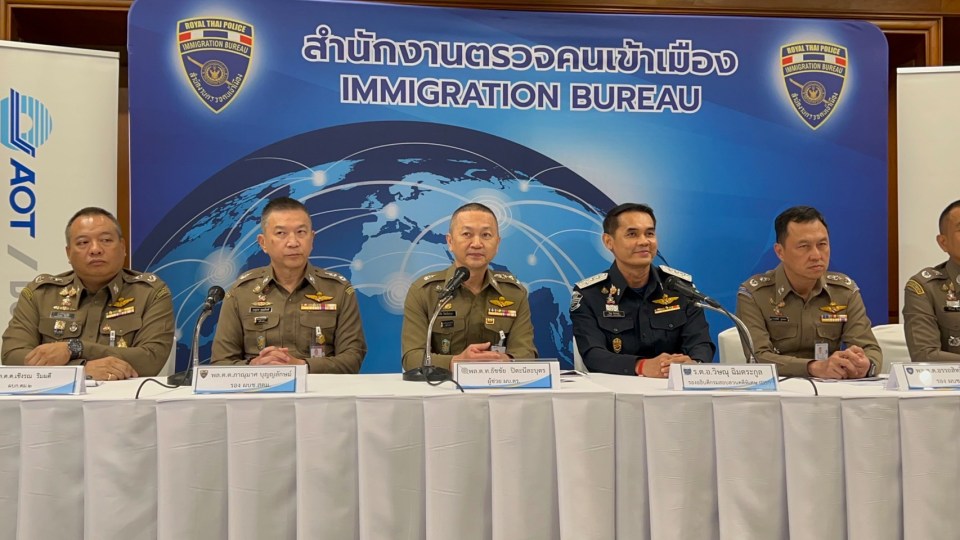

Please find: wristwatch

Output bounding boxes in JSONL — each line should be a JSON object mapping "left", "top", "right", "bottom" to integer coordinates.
{"left": 866, "top": 359, "right": 878, "bottom": 378}
{"left": 67, "top": 338, "right": 84, "bottom": 361}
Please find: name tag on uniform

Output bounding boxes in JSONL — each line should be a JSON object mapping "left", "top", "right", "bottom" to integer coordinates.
{"left": 440, "top": 310, "right": 457, "bottom": 317}
{"left": 602, "top": 311, "right": 624, "bottom": 318}
{"left": 668, "top": 363, "right": 779, "bottom": 392}
{"left": 250, "top": 306, "right": 272, "bottom": 313}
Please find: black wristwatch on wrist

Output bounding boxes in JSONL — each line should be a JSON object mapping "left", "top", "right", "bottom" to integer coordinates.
{"left": 67, "top": 338, "right": 84, "bottom": 361}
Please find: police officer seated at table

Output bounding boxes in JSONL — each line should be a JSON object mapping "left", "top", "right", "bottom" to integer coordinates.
{"left": 903, "top": 199, "right": 960, "bottom": 362}
{"left": 1, "top": 207, "right": 174, "bottom": 380}
{"left": 400, "top": 202, "right": 537, "bottom": 371}
{"left": 211, "top": 197, "right": 367, "bottom": 373}
{"left": 736, "top": 205, "right": 881, "bottom": 379}
{"left": 571, "top": 203, "right": 714, "bottom": 377}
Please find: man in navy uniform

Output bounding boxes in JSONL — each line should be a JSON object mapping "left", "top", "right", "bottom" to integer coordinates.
{"left": 571, "top": 203, "right": 714, "bottom": 377}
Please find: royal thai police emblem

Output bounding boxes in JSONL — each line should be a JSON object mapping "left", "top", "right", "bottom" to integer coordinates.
{"left": 177, "top": 17, "right": 254, "bottom": 113}
{"left": 780, "top": 42, "right": 847, "bottom": 130}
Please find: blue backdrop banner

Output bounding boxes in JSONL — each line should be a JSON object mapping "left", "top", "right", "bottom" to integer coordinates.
{"left": 128, "top": 0, "right": 888, "bottom": 373}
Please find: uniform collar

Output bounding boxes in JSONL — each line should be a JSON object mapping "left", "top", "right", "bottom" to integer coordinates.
{"left": 262, "top": 264, "right": 317, "bottom": 294}
{"left": 946, "top": 259, "right": 960, "bottom": 283}
{"left": 71, "top": 270, "right": 125, "bottom": 300}
{"left": 774, "top": 264, "right": 829, "bottom": 301}
{"left": 444, "top": 264, "right": 502, "bottom": 296}
{"left": 607, "top": 262, "right": 663, "bottom": 301}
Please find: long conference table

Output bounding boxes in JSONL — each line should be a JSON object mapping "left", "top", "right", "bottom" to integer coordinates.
{"left": 0, "top": 370, "right": 956, "bottom": 540}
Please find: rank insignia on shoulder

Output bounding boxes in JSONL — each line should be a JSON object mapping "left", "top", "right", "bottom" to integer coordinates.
{"left": 652, "top": 294, "right": 679, "bottom": 306}
{"left": 576, "top": 273, "right": 607, "bottom": 289}
{"left": 819, "top": 302, "right": 846, "bottom": 314}
{"left": 490, "top": 296, "right": 514, "bottom": 308}
{"left": 659, "top": 265, "right": 693, "bottom": 282}
{"left": 305, "top": 292, "right": 334, "bottom": 303}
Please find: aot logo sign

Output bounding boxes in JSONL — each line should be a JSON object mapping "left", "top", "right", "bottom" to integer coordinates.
{"left": 2, "top": 88, "right": 52, "bottom": 238}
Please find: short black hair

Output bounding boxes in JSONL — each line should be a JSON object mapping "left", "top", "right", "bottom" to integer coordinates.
{"left": 261, "top": 197, "right": 310, "bottom": 229}
{"left": 603, "top": 203, "right": 656, "bottom": 235}
{"left": 774, "top": 206, "right": 828, "bottom": 244}
{"left": 450, "top": 202, "right": 498, "bottom": 230}
{"left": 939, "top": 199, "right": 960, "bottom": 234}
{"left": 65, "top": 207, "right": 123, "bottom": 244}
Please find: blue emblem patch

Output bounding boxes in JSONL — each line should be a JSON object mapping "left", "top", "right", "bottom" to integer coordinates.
{"left": 683, "top": 367, "right": 692, "bottom": 375}
{"left": 177, "top": 17, "right": 254, "bottom": 113}
{"left": 781, "top": 42, "right": 847, "bottom": 130}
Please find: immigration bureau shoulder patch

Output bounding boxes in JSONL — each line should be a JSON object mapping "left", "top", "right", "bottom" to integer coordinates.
{"left": 177, "top": 17, "right": 254, "bottom": 113}
{"left": 780, "top": 41, "right": 847, "bottom": 130}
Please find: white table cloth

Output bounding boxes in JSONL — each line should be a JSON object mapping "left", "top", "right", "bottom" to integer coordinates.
{"left": 0, "top": 371, "right": 957, "bottom": 539}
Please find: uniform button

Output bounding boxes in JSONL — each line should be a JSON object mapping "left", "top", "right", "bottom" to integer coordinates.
{"left": 613, "top": 328, "right": 619, "bottom": 332}
{"left": 668, "top": 323, "right": 674, "bottom": 329}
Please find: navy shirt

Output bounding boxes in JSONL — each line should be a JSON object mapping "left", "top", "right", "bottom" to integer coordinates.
{"left": 571, "top": 263, "right": 715, "bottom": 375}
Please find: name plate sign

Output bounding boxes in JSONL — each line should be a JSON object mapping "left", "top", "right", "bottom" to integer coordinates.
{"left": 668, "top": 363, "right": 779, "bottom": 391}
{"left": 0, "top": 366, "right": 85, "bottom": 395}
{"left": 454, "top": 360, "right": 560, "bottom": 390}
{"left": 887, "top": 362, "right": 960, "bottom": 391}
{"left": 193, "top": 365, "right": 307, "bottom": 394}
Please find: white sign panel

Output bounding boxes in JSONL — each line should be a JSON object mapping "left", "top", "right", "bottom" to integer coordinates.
{"left": 454, "top": 361, "right": 560, "bottom": 390}
{"left": 193, "top": 364, "right": 307, "bottom": 394}
{"left": 887, "top": 362, "right": 960, "bottom": 391}
{"left": 0, "top": 41, "right": 118, "bottom": 342}
{"left": 668, "top": 363, "right": 780, "bottom": 391}
{"left": 0, "top": 366, "right": 85, "bottom": 395}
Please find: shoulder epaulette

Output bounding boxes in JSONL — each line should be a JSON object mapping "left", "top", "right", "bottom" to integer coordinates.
{"left": 659, "top": 265, "right": 693, "bottom": 282}
{"left": 742, "top": 271, "right": 776, "bottom": 292}
{"left": 31, "top": 272, "right": 69, "bottom": 288}
{"left": 230, "top": 267, "right": 268, "bottom": 289}
{"left": 125, "top": 269, "right": 163, "bottom": 287}
{"left": 417, "top": 272, "right": 445, "bottom": 287}
{"left": 575, "top": 272, "right": 607, "bottom": 289}
{"left": 917, "top": 267, "right": 946, "bottom": 282}
{"left": 824, "top": 272, "right": 858, "bottom": 290}
{"left": 319, "top": 268, "right": 349, "bottom": 283}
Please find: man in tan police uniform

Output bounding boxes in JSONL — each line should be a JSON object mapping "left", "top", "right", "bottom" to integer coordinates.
{"left": 2, "top": 207, "right": 174, "bottom": 380}
{"left": 212, "top": 197, "right": 366, "bottom": 373}
{"left": 903, "top": 199, "right": 960, "bottom": 362}
{"left": 401, "top": 202, "right": 536, "bottom": 371}
{"left": 736, "top": 206, "right": 881, "bottom": 378}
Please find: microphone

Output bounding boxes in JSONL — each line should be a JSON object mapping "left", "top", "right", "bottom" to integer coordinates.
{"left": 438, "top": 266, "right": 469, "bottom": 299}
{"left": 661, "top": 268, "right": 720, "bottom": 309}
{"left": 403, "top": 268, "right": 468, "bottom": 382}
{"left": 167, "top": 285, "right": 226, "bottom": 386}
{"left": 660, "top": 266, "right": 757, "bottom": 363}
{"left": 202, "top": 286, "right": 225, "bottom": 311}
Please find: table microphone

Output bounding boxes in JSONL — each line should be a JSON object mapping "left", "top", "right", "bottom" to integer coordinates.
{"left": 168, "top": 285, "right": 225, "bottom": 386}
{"left": 403, "top": 267, "right": 469, "bottom": 382}
{"left": 661, "top": 268, "right": 757, "bottom": 363}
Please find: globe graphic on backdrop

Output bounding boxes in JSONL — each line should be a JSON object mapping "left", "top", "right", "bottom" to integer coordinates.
{"left": 135, "top": 121, "right": 616, "bottom": 372}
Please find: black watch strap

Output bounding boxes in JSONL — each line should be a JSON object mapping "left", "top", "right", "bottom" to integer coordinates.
{"left": 67, "top": 338, "right": 83, "bottom": 361}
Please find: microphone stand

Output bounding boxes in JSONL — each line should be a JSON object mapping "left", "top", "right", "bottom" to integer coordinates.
{"left": 403, "top": 294, "right": 454, "bottom": 382}
{"left": 696, "top": 301, "right": 758, "bottom": 363}
{"left": 167, "top": 306, "right": 214, "bottom": 386}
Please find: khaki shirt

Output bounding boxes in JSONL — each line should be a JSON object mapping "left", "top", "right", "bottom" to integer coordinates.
{"left": 736, "top": 265, "right": 881, "bottom": 377}
{"left": 401, "top": 265, "right": 537, "bottom": 371}
{"left": 211, "top": 264, "right": 366, "bottom": 373}
{"left": 903, "top": 260, "right": 960, "bottom": 362}
{"left": 1, "top": 269, "right": 174, "bottom": 376}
